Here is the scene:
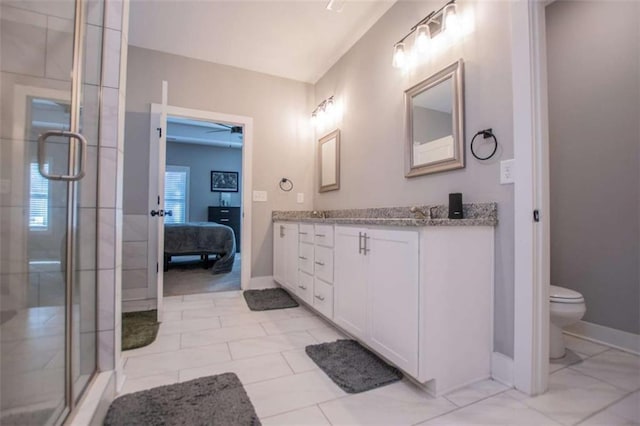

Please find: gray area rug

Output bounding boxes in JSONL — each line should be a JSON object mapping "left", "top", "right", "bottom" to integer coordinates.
{"left": 243, "top": 288, "right": 299, "bottom": 311}
{"left": 104, "top": 373, "right": 261, "bottom": 426}
{"left": 306, "top": 339, "right": 403, "bottom": 393}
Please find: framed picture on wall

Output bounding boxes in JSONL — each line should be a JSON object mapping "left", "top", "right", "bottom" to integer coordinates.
{"left": 211, "top": 171, "right": 238, "bottom": 192}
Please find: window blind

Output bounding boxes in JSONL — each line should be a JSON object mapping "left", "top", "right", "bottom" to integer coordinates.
{"left": 29, "top": 162, "right": 49, "bottom": 229}
{"left": 164, "top": 168, "right": 188, "bottom": 224}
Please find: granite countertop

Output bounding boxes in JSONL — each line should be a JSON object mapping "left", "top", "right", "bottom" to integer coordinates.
{"left": 272, "top": 203, "right": 497, "bottom": 227}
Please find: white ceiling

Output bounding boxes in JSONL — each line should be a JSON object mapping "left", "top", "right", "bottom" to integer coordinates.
{"left": 128, "top": 0, "right": 396, "bottom": 83}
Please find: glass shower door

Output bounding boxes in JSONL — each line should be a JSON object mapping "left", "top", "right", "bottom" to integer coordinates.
{"left": 0, "top": 0, "right": 102, "bottom": 423}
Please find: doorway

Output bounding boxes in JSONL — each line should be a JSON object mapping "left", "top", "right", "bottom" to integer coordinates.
{"left": 162, "top": 116, "right": 244, "bottom": 296}
{"left": 145, "top": 102, "right": 253, "bottom": 321}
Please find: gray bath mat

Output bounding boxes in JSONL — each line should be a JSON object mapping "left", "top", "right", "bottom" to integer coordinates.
{"left": 243, "top": 288, "right": 299, "bottom": 311}
{"left": 306, "top": 339, "right": 403, "bottom": 393}
{"left": 104, "top": 373, "right": 260, "bottom": 426}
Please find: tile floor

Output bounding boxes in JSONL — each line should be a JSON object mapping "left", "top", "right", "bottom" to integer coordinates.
{"left": 120, "top": 291, "right": 640, "bottom": 425}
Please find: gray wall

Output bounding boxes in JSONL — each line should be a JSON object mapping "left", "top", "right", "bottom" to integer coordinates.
{"left": 123, "top": 46, "right": 315, "bottom": 278}
{"left": 546, "top": 1, "right": 640, "bottom": 334}
{"left": 313, "top": 0, "right": 515, "bottom": 356}
{"left": 166, "top": 142, "right": 242, "bottom": 222}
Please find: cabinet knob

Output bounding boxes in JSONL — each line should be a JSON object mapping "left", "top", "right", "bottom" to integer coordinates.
{"left": 299, "top": 256, "right": 307, "bottom": 260}
{"left": 298, "top": 285, "right": 307, "bottom": 290}
{"left": 315, "top": 261, "right": 325, "bottom": 266}
{"left": 314, "top": 294, "right": 325, "bottom": 301}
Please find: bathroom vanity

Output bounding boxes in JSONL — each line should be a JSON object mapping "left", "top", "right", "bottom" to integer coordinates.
{"left": 272, "top": 203, "right": 497, "bottom": 396}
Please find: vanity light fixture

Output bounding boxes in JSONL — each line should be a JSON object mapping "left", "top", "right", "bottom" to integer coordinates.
{"left": 392, "top": 0, "right": 459, "bottom": 69}
{"left": 311, "top": 96, "right": 335, "bottom": 127}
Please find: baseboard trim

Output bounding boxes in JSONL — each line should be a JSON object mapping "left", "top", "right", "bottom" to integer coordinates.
{"left": 564, "top": 320, "right": 640, "bottom": 355}
{"left": 491, "top": 352, "right": 514, "bottom": 387}
{"left": 247, "top": 275, "right": 277, "bottom": 290}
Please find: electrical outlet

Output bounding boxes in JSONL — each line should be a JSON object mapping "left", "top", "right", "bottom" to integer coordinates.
{"left": 296, "top": 193, "right": 304, "bottom": 204}
{"left": 252, "top": 190, "right": 267, "bottom": 202}
{"left": 500, "top": 159, "right": 515, "bottom": 184}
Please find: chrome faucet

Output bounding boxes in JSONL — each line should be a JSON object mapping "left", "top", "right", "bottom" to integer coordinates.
{"left": 409, "top": 206, "right": 429, "bottom": 219}
{"left": 311, "top": 210, "right": 326, "bottom": 219}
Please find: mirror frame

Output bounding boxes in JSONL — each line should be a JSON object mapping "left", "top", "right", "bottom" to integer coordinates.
{"left": 405, "top": 59, "right": 465, "bottom": 178}
{"left": 318, "top": 129, "right": 340, "bottom": 193}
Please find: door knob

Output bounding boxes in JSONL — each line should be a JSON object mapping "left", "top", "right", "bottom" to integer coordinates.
{"left": 150, "top": 209, "right": 165, "bottom": 217}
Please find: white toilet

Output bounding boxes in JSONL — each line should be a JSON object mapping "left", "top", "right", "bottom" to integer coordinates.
{"left": 549, "top": 285, "right": 586, "bottom": 359}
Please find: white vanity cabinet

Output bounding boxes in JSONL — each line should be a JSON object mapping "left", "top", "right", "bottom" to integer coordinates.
{"left": 334, "top": 226, "right": 419, "bottom": 376}
{"left": 273, "top": 222, "right": 299, "bottom": 293}
{"left": 273, "top": 219, "right": 494, "bottom": 396}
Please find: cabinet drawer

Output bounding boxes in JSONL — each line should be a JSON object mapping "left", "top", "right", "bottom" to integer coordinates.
{"left": 297, "top": 271, "right": 314, "bottom": 305}
{"left": 298, "top": 224, "right": 314, "bottom": 244}
{"left": 314, "top": 224, "right": 334, "bottom": 247}
{"left": 298, "top": 242, "right": 314, "bottom": 274}
{"left": 314, "top": 246, "right": 333, "bottom": 284}
{"left": 313, "top": 278, "right": 333, "bottom": 319}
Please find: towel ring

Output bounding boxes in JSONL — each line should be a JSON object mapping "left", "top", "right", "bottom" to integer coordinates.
{"left": 279, "top": 178, "right": 293, "bottom": 192}
{"left": 470, "top": 128, "right": 498, "bottom": 161}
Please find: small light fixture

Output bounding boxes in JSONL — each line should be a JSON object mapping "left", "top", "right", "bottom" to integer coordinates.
{"left": 392, "top": 42, "right": 407, "bottom": 69}
{"left": 311, "top": 96, "right": 336, "bottom": 128}
{"left": 391, "top": 0, "right": 461, "bottom": 69}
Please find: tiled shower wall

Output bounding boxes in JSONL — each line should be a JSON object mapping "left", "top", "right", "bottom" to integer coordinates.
{"left": 122, "top": 214, "right": 153, "bottom": 309}
{"left": 97, "top": 0, "right": 128, "bottom": 375}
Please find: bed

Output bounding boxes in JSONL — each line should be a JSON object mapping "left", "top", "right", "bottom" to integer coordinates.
{"left": 164, "top": 222, "right": 236, "bottom": 274}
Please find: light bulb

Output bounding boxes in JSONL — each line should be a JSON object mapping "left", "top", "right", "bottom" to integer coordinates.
{"left": 415, "top": 23, "right": 431, "bottom": 53}
{"left": 444, "top": 4, "right": 460, "bottom": 37}
{"left": 392, "top": 42, "right": 406, "bottom": 69}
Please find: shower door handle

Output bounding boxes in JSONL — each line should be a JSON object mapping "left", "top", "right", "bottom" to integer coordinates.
{"left": 37, "top": 130, "right": 87, "bottom": 181}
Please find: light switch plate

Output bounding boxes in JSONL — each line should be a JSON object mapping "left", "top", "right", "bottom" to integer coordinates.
{"left": 253, "top": 190, "right": 267, "bottom": 202}
{"left": 296, "top": 193, "right": 304, "bottom": 204}
{"left": 500, "top": 159, "right": 515, "bottom": 184}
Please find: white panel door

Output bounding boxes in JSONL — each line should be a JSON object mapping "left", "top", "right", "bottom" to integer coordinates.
{"left": 273, "top": 223, "right": 285, "bottom": 285}
{"left": 148, "top": 81, "right": 168, "bottom": 321}
{"left": 367, "top": 228, "right": 420, "bottom": 376}
{"left": 283, "top": 223, "right": 299, "bottom": 291}
{"left": 334, "top": 226, "right": 368, "bottom": 340}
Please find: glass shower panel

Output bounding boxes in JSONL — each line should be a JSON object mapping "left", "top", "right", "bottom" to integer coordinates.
{"left": 0, "top": 0, "right": 102, "bottom": 423}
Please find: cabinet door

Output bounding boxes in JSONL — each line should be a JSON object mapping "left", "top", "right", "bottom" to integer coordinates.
{"left": 283, "top": 223, "right": 299, "bottom": 291}
{"left": 273, "top": 223, "right": 285, "bottom": 285}
{"left": 367, "top": 228, "right": 419, "bottom": 376}
{"left": 334, "top": 226, "right": 368, "bottom": 340}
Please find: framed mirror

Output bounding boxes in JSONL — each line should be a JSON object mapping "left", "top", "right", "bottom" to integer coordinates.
{"left": 318, "top": 129, "right": 340, "bottom": 192}
{"left": 405, "top": 59, "right": 464, "bottom": 177}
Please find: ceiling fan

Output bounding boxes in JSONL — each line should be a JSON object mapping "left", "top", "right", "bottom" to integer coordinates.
{"left": 205, "top": 124, "right": 243, "bottom": 135}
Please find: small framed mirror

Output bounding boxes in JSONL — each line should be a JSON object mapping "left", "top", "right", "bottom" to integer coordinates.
{"left": 405, "top": 59, "right": 465, "bottom": 177}
{"left": 318, "top": 129, "right": 340, "bottom": 192}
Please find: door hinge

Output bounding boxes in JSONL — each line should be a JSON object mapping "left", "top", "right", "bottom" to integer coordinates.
{"left": 533, "top": 209, "right": 540, "bottom": 222}
{"left": 157, "top": 127, "right": 162, "bottom": 138}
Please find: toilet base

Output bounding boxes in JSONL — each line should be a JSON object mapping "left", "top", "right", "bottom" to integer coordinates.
{"left": 549, "top": 323, "right": 566, "bottom": 359}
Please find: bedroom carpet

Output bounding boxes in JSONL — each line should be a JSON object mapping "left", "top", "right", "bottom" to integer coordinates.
{"left": 122, "top": 310, "right": 159, "bottom": 351}
{"left": 163, "top": 255, "right": 241, "bottom": 296}
{"left": 243, "top": 288, "right": 299, "bottom": 311}
{"left": 305, "top": 339, "right": 403, "bottom": 393}
{"left": 104, "top": 373, "right": 260, "bottom": 426}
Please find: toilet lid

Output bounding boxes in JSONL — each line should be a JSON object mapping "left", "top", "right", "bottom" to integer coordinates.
{"left": 550, "top": 285, "right": 584, "bottom": 303}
